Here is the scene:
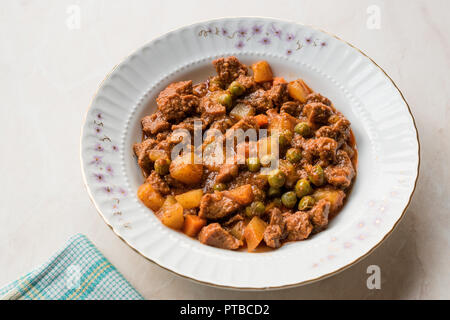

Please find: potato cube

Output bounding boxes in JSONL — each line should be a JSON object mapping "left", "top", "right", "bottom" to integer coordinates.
{"left": 251, "top": 61, "right": 273, "bottom": 83}
{"left": 137, "top": 183, "right": 165, "bottom": 212}
{"left": 287, "top": 79, "right": 313, "bottom": 103}
{"left": 160, "top": 202, "right": 184, "bottom": 230}
{"left": 223, "top": 184, "right": 254, "bottom": 206}
{"left": 175, "top": 189, "right": 203, "bottom": 209}
{"left": 169, "top": 153, "right": 203, "bottom": 184}
{"left": 244, "top": 216, "right": 267, "bottom": 252}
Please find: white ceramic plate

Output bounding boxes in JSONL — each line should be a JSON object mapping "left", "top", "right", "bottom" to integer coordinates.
{"left": 80, "top": 17, "right": 419, "bottom": 290}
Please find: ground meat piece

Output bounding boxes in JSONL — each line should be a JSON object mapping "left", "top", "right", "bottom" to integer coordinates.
{"left": 309, "top": 199, "right": 330, "bottom": 230}
{"left": 198, "top": 192, "right": 241, "bottom": 220}
{"left": 303, "top": 102, "right": 333, "bottom": 125}
{"left": 291, "top": 134, "right": 306, "bottom": 150}
{"left": 228, "top": 116, "right": 258, "bottom": 132}
{"left": 240, "top": 89, "right": 273, "bottom": 113}
{"left": 156, "top": 81, "right": 199, "bottom": 121}
{"left": 316, "top": 117, "right": 351, "bottom": 148}
{"left": 145, "top": 171, "right": 170, "bottom": 195}
{"left": 306, "top": 92, "right": 333, "bottom": 108}
{"left": 141, "top": 112, "right": 170, "bottom": 136}
{"left": 215, "top": 164, "right": 239, "bottom": 183}
{"left": 171, "top": 117, "right": 207, "bottom": 133}
{"left": 164, "top": 174, "right": 187, "bottom": 190}
{"left": 197, "top": 95, "right": 227, "bottom": 124}
{"left": 302, "top": 137, "right": 338, "bottom": 165}
{"left": 332, "top": 118, "right": 351, "bottom": 144}
{"left": 263, "top": 208, "right": 286, "bottom": 248}
{"left": 228, "top": 170, "right": 268, "bottom": 191}
{"left": 213, "top": 56, "right": 248, "bottom": 85}
{"left": 198, "top": 223, "right": 241, "bottom": 250}
{"left": 340, "top": 142, "right": 355, "bottom": 159}
{"left": 223, "top": 214, "right": 244, "bottom": 227}
{"left": 155, "top": 131, "right": 170, "bottom": 141}
{"left": 236, "top": 74, "right": 256, "bottom": 90}
{"left": 133, "top": 138, "right": 157, "bottom": 174}
{"left": 193, "top": 82, "right": 208, "bottom": 97}
{"left": 280, "top": 101, "right": 302, "bottom": 116}
{"left": 265, "top": 83, "right": 289, "bottom": 107}
{"left": 283, "top": 211, "right": 313, "bottom": 241}
{"left": 324, "top": 150, "right": 355, "bottom": 188}
{"left": 208, "top": 116, "right": 233, "bottom": 133}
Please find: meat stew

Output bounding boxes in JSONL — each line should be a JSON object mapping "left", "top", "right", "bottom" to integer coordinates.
{"left": 133, "top": 56, "right": 357, "bottom": 251}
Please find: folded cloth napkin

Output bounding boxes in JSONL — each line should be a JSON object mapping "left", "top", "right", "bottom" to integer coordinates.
{"left": 0, "top": 234, "right": 143, "bottom": 300}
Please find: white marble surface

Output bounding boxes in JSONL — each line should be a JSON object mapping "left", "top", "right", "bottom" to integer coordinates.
{"left": 0, "top": 0, "right": 448, "bottom": 299}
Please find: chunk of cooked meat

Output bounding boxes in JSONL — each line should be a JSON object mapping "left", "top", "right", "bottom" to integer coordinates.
{"left": 198, "top": 223, "right": 241, "bottom": 250}
{"left": 223, "top": 214, "right": 244, "bottom": 227}
{"left": 171, "top": 116, "right": 207, "bottom": 133}
{"left": 213, "top": 56, "right": 248, "bottom": 85}
{"left": 141, "top": 112, "right": 170, "bottom": 136}
{"left": 302, "top": 136, "right": 338, "bottom": 165}
{"left": 145, "top": 171, "right": 170, "bottom": 195}
{"left": 133, "top": 138, "right": 157, "bottom": 174}
{"left": 280, "top": 101, "right": 301, "bottom": 116}
{"left": 156, "top": 80, "right": 199, "bottom": 121}
{"left": 306, "top": 92, "right": 333, "bottom": 107}
{"left": 324, "top": 150, "right": 356, "bottom": 188}
{"left": 198, "top": 192, "right": 241, "bottom": 220}
{"left": 263, "top": 208, "right": 286, "bottom": 248}
{"left": 303, "top": 102, "right": 333, "bottom": 124}
{"left": 197, "top": 94, "right": 227, "bottom": 124}
{"left": 265, "top": 83, "right": 289, "bottom": 107}
{"left": 283, "top": 211, "right": 313, "bottom": 241}
{"left": 316, "top": 117, "right": 351, "bottom": 147}
{"left": 308, "top": 199, "right": 331, "bottom": 230}
{"left": 215, "top": 164, "right": 239, "bottom": 183}
{"left": 240, "top": 89, "right": 273, "bottom": 113}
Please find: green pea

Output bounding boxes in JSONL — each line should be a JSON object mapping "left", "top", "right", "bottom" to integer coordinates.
{"left": 213, "top": 183, "right": 227, "bottom": 191}
{"left": 154, "top": 158, "right": 170, "bottom": 175}
{"left": 272, "top": 198, "right": 282, "bottom": 208}
{"left": 309, "top": 164, "right": 324, "bottom": 186}
{"left": 218, "top": 92, "right": 232, "bottom": 108}
{"left": 298, "top": 196, "right": 316, "bottom": 211}
{"left": 268, "top": 169, "right": 286, "bottom": 188}
{"left": 286, "top": 148, "right": 302, "bottom": 163}
{"left": 294, "top": 122, "right": 311, "bottom": 137}
{"left": 267, "top": 187, "right": 281, "bottom": 198}
{"left": 246, "top": 157, "right": 261, "bottom": 172}
{"left": 278, "top": 130, "right": 292, "bottom": 147}
{"left": 295, "top": 179, "right": 313, "bottom": 198}
{"left": 245, "top": 201, "right": 266, "bottom": 218}
{"left": 228, "top": 81, "right": 245, "bottom": 96}
{"left": 281, "top": 191, "right": 297, "bottom": 209}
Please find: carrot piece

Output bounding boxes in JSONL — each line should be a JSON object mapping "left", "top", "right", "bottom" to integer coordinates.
{"left": 273, "top": 77, "right": 286, "bottom": 85}
{"left": 254, "top": 114, "right": 268, "bottom": 127}
{"left": 183, "top": 215, "right": 207, "bottom": 237}
{"left": 223, "top": 184, "right": 254, "bottom": 206}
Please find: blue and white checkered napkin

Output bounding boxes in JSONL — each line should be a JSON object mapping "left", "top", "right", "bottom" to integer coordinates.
{"left": 0, "top": 234, "right": 143, "bottom": 300}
